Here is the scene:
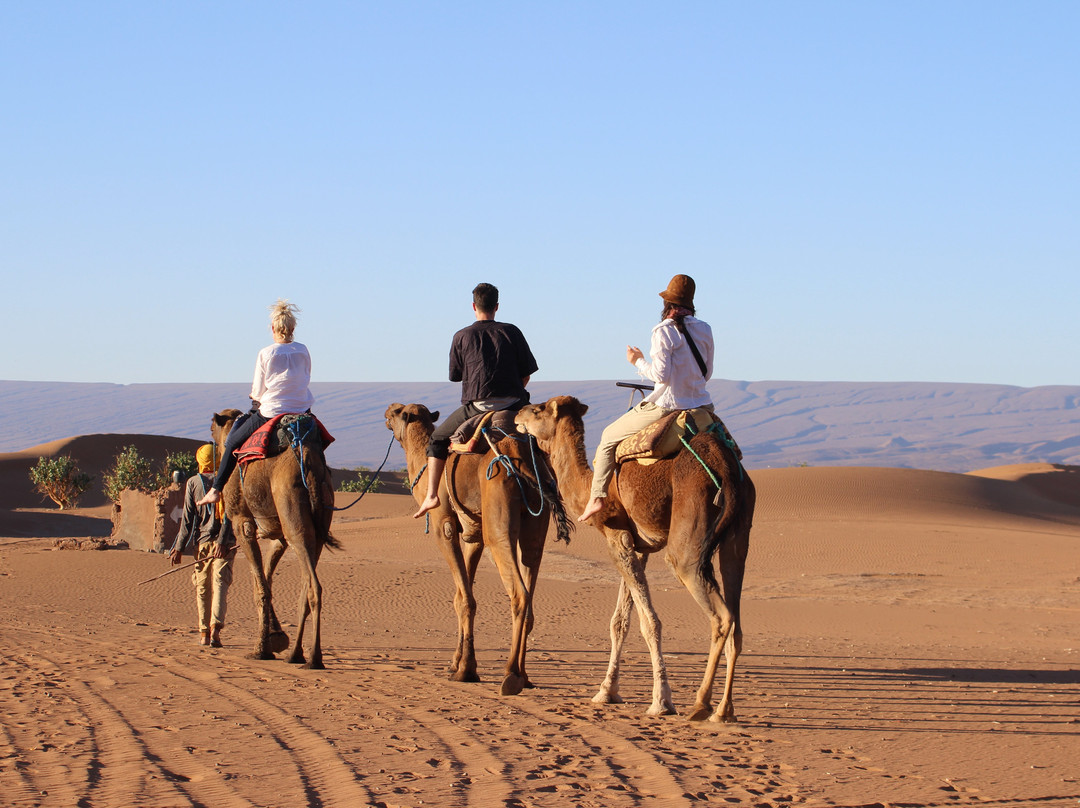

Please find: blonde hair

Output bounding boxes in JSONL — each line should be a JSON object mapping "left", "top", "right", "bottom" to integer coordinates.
{"left": 269, "top": 299, "right": 300, "bottom": 342}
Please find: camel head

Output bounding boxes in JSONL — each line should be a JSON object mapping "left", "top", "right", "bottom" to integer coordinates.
{"left": 514, "top": 396, "right": 589, "bottom": 450}
{"left": 209, "top": 408, "right": 245, "bottom": 458}
{"left": 385, "top": 402, "right": 440, "bottom": 446}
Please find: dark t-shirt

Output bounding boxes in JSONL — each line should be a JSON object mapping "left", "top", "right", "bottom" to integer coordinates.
{"left": 449, "top": 320, "right": 538, "bottom": 404}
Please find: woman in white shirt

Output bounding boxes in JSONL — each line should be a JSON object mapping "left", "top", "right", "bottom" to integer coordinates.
{"left": 578, "top": 275, "right": 714, "bottom": 522}
{"left": 198, "top": 299, "right": 315, "bottom": 506}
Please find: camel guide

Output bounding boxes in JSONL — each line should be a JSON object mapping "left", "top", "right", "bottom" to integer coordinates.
{"left": 413, "top": 282, "right": 539, "bottom": 518}
{"left": 577, "top": 274, "right": 716, "bottom": 522}
{"left": 169, "top": 443, "right": 236, "bottom": 647}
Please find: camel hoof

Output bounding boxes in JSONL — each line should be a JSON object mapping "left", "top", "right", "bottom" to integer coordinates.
{"left": 687, "top": 704, "right": 712, "bottom": 722}
{"left": 287, "top": 653, "right": 305, "bottom": 665}
{"left": 269, "top": 631, "right": 290, "bottom": 653}
{"left": 645, "top": 703, "right": 678, "bottom": 717}
{"left": 522, "top": 678, "right": 536, "bottom": 690}
{"left": 303, "top": 659, "right": 325, "bottom": 670}
{"left": 247, "top": 651, "right": 277, "bottom": 661}
{"left": 710, "top": 711, "right": 738, "bottom": 724}
{"left": 450, "top": 670, "right": 481, "bottom": 683}
{"left": 591, "top": 691, "right": 624, "bottom": 705}
{"left": 500, "top": 673, "right": 525, "bottom": 696}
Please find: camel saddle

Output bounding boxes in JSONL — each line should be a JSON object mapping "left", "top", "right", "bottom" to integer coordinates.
{"left": 449, "top": 409, "right": 519, "bottom": 455}
{"left": 234, "top": 413, "right": 335, "bottom": 468}
{"left": 615, "top": 408, "right": 742, "bottom": 466}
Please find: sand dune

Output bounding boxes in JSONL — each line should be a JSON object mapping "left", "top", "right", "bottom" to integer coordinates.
{"left": 1, "top": 436, "right": 1078, "bottom": 807}
{"left": 4, "top": 378, "right": 1080, "bottom": 471}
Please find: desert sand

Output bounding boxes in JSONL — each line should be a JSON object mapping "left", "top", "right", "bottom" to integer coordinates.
{"left": 1, "top": 437, "right": 1078, "bottom": 807}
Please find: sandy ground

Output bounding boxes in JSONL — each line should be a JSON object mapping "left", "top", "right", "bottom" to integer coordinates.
{"left": 1, "top": 445, "right": 1079, "bottom": 807}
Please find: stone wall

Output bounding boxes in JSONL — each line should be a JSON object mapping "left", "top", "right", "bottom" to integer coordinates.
{"left": 110, "top": 483, "right": 186, "bottom": 552}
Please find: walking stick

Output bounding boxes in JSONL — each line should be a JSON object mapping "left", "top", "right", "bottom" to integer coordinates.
{"left": 138, "top": 547, "right": 237, "bottom": 586}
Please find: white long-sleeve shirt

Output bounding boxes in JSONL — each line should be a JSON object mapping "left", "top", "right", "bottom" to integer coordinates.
{"left": 251, "top": 341, "right": 315, "bottom": 417}
{"left": 634, "top": 316, "right": 714, "bottom": 410}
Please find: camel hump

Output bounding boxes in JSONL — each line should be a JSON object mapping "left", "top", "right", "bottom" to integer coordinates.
{"left": 616, "top": 407, "right": 739, "bottom": 466}
{"left": 235, "top": 413, "right": 334, "bottom": 468}
{"left": 449, "top": 409, "right": 518, "bottom": 455}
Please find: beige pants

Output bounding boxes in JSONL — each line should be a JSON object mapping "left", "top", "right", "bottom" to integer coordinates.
{"left": 192, "top": 542, "right": 233, "bottom": 631}
{"left": 589, "top": 401, "right": 672, "bottom": 499}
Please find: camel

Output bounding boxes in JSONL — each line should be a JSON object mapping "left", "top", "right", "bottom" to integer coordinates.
{"left": 210, "top": 408, "right": 337, "bottom": 669}
{"left": 514, "top": 396, "right": 754, "bottom": 722}
{"left": 385, "top": 402, "right": 567, "bottom": 695}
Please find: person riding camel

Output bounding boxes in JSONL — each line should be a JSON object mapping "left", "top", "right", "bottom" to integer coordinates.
{"left": 577, "top": 274, "right": 715, "bottom": 522}
{"left": 197, "top": 299, "right": 315, "bottom": 507}
{"left": 413, "top": 282, "right": 538, "bottom": 519}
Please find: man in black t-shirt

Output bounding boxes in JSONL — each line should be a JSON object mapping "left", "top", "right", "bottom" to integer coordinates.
{"left": 413, "top": 283, "right": 538, "bottom": 518}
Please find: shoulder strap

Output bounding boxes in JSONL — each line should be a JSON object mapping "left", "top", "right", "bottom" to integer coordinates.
{"left": 683, "top": 327, "right": 708, "bottom": 378}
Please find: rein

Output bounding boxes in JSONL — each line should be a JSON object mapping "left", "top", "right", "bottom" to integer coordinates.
{"left": 332, "top": 433, "right": 396, "bottom": 512}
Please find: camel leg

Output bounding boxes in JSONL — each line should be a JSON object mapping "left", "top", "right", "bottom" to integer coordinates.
{"left": 278, "top": 499, "right": 325, "bottom": 670}
{"left": 287, "top": 538, "right": 326, "bottom": 666}
{"left": 481, "top": 499, "right": 529, "bottom": 696}
{"left": 710, "top": 519, "right": 749, "bottom": 723}
{"left": 603, "top": 534, "right": 675, "bottom": 716}
{"left": 592, "top": 577, "right": 633, "bottom": 706}
{"left": 262, "top": 537, "right": 290, "bottom": 654}
{"left": 238, "top": 525, "right": 276, "bottom": 660}
{"left": 434, "top": 516, "right": 482, "bottom": 682}
{"left": 516, "top": 519, "right": 547, "bottom": 689}
{"left": 665, "top": 517, "right": 743, "bottom": 723}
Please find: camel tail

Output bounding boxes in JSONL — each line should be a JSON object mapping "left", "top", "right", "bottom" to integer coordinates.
{"left": 303, "top": 445, "right": 341, "bottom": 551}
{"left": 697, "top": 440, "right": 750, "bottom": 588}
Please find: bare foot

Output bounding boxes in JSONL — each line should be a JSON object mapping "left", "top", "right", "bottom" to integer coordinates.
{"left": 578, "top": 497, "right": 605, "bottom": 522}
{"left": 200, "top": 630, "right": 211, "bottom": 646}
{"left": 413, "top": 495, "right": 441, "bottom": 519}
{"left": 196, "top": 488, "right": 222, "bottom": 507}
{"left": 210, "top": 625, "right": 223, "bottom": 648}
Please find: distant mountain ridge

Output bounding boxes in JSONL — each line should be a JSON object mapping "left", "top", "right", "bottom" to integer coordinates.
{"left": 2, "top": 379, "right": 1078, "bottom": 473}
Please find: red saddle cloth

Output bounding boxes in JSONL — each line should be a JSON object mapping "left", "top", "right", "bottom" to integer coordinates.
{"left": 234, "top": 414, "right": 335, "bottom": 468}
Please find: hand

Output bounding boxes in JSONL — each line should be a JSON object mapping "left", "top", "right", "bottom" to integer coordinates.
{"left": 211, "top": 543, "right": 229, "bottom": 560}
{"left": 170, "top": 549, "right": 183, "bottom": 566}
{"left": 626, "top": 345, "right": 644, "bottom": 365}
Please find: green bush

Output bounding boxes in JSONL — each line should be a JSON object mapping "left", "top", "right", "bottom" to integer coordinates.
{"left": 102, "top": 445, "right": 161, "bottom": 504}
{"left": 29, "top": 455, "right": 92, "bottom": 510}
{"left": 163, "top": 451, "right": 198, "bottom": 484}
{"left": 338, "top": 467, "right": 382, "bottom": 494}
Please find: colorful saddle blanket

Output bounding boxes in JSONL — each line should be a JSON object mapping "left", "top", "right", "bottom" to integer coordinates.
{"left": 615, "top": 407, "right": 742, "bottom": 466}
{"left": 449, "top": 409, "right": 519, "bottom": 454}
{"left": 234, "top": 413, "right": 335, "bottom": 468}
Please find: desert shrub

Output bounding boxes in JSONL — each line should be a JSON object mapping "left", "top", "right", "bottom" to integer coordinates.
{"left": 102, "top": 445, "right": 160, "bottom": 504}
{"left": 338, "top": 467, "right": 382, "bottom": 494}
{"left": 163, "top": 451, "right": 198, "bottom": 484}
{"left": 28, "top": 455, "right": 92, "bottom": 510}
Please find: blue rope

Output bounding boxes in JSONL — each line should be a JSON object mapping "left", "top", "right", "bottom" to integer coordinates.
{"left": 482, "top": 427, "right": 545, "bottom": 517}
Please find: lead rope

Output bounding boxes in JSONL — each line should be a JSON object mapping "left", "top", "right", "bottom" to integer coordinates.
{"left": 482, "top": 426, "right": 546, "bottom": 517}
{"left": 332, "top": 433, "right": 396, "bottom": 512}
{"left": 404, "top": 464, "right": 430, "bottom": 533}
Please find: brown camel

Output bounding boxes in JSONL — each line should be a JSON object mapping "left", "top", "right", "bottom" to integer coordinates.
{"left": 210, "top": 408, "right": 337, "bottom": 669}
{"left": 385, "top": 402, "right": 567, "bottom": 695}
{"left": 515, "top": 396, "right": 754, "bottom": 722}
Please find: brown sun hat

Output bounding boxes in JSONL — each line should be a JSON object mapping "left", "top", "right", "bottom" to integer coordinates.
{"left": 659, "top": 274, "right": 696, "bottom": 308}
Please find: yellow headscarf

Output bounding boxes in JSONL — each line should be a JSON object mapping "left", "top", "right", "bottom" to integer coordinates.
{"left": 196, "top": 444, "right": 215, "bottom": 474}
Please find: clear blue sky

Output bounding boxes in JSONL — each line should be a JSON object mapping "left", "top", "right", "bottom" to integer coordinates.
{"left": 3, "top": 2, "right": 1076, "bottom": 387}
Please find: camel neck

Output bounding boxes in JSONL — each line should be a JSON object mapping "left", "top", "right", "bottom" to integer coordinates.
{"left": 548, "top": 422, "right": 595, "bottom": 513}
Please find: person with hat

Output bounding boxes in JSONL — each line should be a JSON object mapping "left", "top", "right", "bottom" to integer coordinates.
{"left": 577, "top": 274, "right": 715, "bottom": 522}
{"left": 169, "top": 443, "right": 236, "bottom": 647}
